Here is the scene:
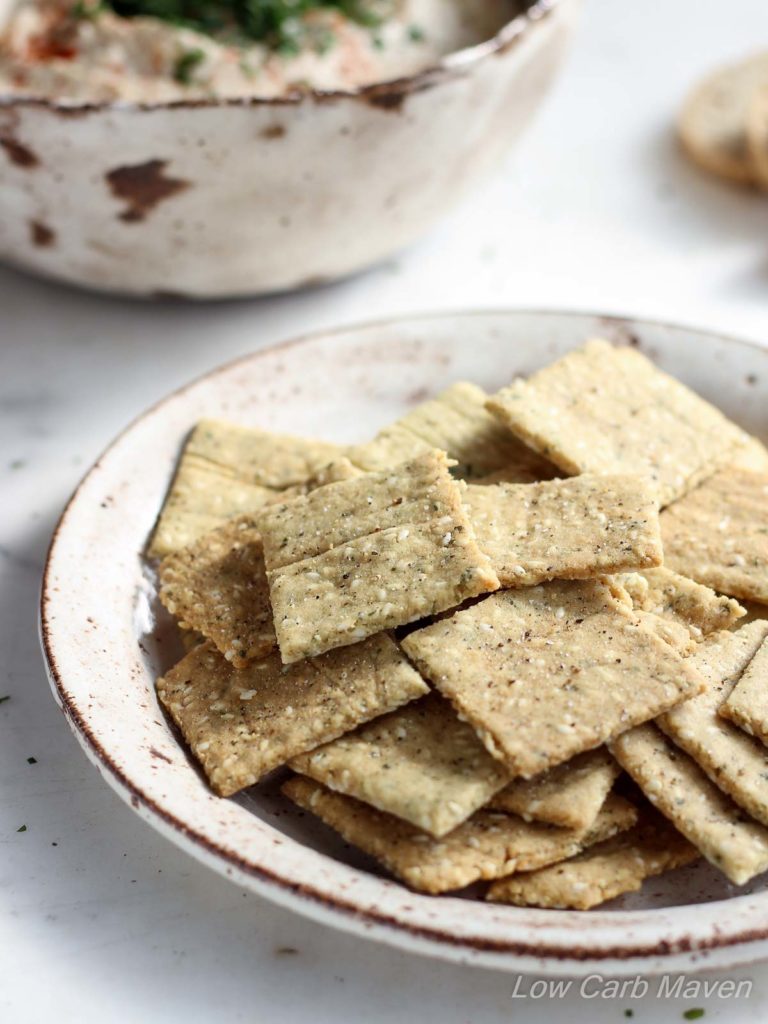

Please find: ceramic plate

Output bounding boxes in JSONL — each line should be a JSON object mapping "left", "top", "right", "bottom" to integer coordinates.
{"left": 40, "top": 310, "right": 768, "bottom": 975}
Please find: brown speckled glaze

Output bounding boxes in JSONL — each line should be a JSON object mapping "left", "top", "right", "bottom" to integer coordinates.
{"left": 0, "top": 0, "right": 579, "bottom": 297}
{"left": 41, "top": 311, "right": 768, "bottom": 974}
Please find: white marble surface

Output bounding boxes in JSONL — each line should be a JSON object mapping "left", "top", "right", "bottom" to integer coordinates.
{"left": 3, "top": 0, "right": 768, "bottom": 1020}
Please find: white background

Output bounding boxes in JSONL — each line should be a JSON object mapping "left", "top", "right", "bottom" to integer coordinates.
{"left": 3, "top": 0, "right": 768, "bottom": 1020}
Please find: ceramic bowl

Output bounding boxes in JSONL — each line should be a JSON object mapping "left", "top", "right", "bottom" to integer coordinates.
{"left": 0, "top": 0, "right": 579, "bottom": 298}
{"left": 40, "top": 310, "right": 768, "bottom": 975}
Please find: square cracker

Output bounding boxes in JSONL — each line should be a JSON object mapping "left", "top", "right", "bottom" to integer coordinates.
{"left": 156, "top": 633, "right": 428, "bottom": 796}
{"left": 611, "top": 723, "right": 768, "bottom": 884}
{"left": 464, "top": 474, "right": 662, "bottom": 587}
{"left": 348, "top": 382, "right": 556, "bottom": 482}
{"left": 401, "top": 579, "right": 704, "bottom": 779}
{"left": 660, "top": 468, "right": 768, "bottom": 603}
{"left": 488, "top": 749, "right": 620, "bottom": 831}
{"left": 720, "top": 636, "right": 768, "bottom": 743}
{"left": 487, "top": 812, "right": 697, "bottom": 909}
{"left": 617, "top": 567, "right": 746, "bottom": 641}
{"left": 290, "top": 692, "right": 510, "bottom": 837}
{"left": 656, "top": 622, "right": 768, "bottom": 827}
{"left": 148, "top": 419, "right": 342, "bottom": 557}
{"left": 282, "top": 776, "right": 636, "bottom": 894}
{"left": 259, "top": 450, "right": 499, "bottom": 663}
{"left": 486, "top": 339, "right": 748, "bottom": 507}
{"left": 158, "top": 514, "right": 275, "bottom": 668}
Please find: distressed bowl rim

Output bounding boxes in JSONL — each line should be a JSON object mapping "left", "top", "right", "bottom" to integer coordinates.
{"left": 0, "top": 0, "right": 562, "bottom": 113}
{"left": 39, "top": 308, "right": 768, "bottom": 974}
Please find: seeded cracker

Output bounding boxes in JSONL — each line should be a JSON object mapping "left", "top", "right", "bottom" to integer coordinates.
{"left": 401, "top": 580, "right": 704, "bottom": 778}
{"left": 155, "top": 633, "right": 428, "bottom": 796}
{"left": 486, "top": 340, "right": 748, "bottom": 507}
{"left": 464, "top": 475, "right": 662, "bottom": 587}
{"left": 149, "top": 419, "right": 342, "bottom": 557}
{"left": 488, "top": 749, "right": 620, "bottom": 831}
{"left": 158, "top": 515, "right": 275, "bottom": 667}
{"left": 259, "top": 450, "right": 499, "bottom": 663}
{"left": 661, "top": 468, "right": 768, "bottom": 603}
{"left": 721, "top": 637, "right": 768, "bottom": 743}
{"left": 348, "top": 381, "right": 556, "bottom": 481}
{"left": 290, "top": 692, "right": 510, "bottom": 837}
{"left": 282, "top": 776, "right": 636, "bottom": 893}
{"left": 656, "top": 622, "right": 768, "bottom": 826}
{"left": 487, "top": 813, "right": 698, "bottom": 909}
{"left": 617, "top": 566, "right": 746, "bottom": 641}
{"left": 611, "top": 723, "right": 768, "bottom": 884}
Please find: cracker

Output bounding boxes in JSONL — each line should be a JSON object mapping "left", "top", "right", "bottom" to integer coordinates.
{"left": 720, "top": 637, "right": 768, "bottom": 743}
{"left": 156, "top": 633, "right": 428, "bottom": 796}
{"left": 402, "top": 580, "right": 703, "bottom": 778}
{"left": 486, "top": 339, "right": 748, "bottom": 507}
{"left": 464, "top": 475, "right": 662, "bottom": 587}
{"left": 660, "top": 468, "right": 768, "bottom": 603}
{"left": 348, "top": 382, "right": 556, "bottom": 482}
{"left": 487, "top": 813, "right": 698, "bottom": 909}
{"left": 488, "top": 749, "right": 620, "bottom": 831}
{"left": 158, "top": 515, "right": 275, "bottom": 668}
{"left": 732, "top": 434, "right": 768, "bottom": 473}
{"left": 259, "top": 450, "right": 499, "bottom": 663}
{"left": 290, "top": 692, "right": 509, "bottom": 837}
{"left": 149, "top": 420, "right": 342, "bottom": 557}
{"left": 149, "top": 455, "right": 274, "bottom": 559}
{"left": 678, "top": 52, "right": 768, "bottom": 185}
{"left": 617, "top": 567, "right": 746, "bottom": 642}
{"left": 611, "top": 723, "right": 768, "bottom": 884}
{"left": 748, "top": 84, "right": 768, "bottom": 189}
{"left": 656, "top": 622, "right": 768, "bottom": 826}
{"left": 282, "top": 776, "right": 636, "bottom": 894}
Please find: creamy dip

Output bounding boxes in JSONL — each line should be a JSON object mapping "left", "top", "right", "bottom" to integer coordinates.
{"left": 0, "top": 0, "right": 515, "bottom": 102}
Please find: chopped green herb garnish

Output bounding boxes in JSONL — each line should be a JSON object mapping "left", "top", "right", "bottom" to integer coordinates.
{"left": 72, "top": 0, "right": 105, "bottom": 18}
{"left": 95, "top": 0, "right": 391, "bottom": 52}
{"left": 624, "top": 1012, "right": 634, "bottom": 1019}
{"left": 0, "top": 695, "right": 10, "bottom": 704}
{"left": 9, "top": 459, "right": 25, "bottom": 470}
{"left": 407, "top": 23, "right": 424, "bottom": 43}
{"left": 683, "top": 1012, "right": 705, "bottom": 1021}
{"left": 173, "top": 47, "right": 205, "bottom": 83}
{"left": 27, "top": 756, "right": 37, "bottom": 765}
{"left": 17, "top": 825, "right": 27, "bottom": 833}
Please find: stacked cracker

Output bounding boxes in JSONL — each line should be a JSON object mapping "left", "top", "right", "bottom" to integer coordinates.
{"left": 149, "top": 341, "right": 768, "bottom": 911}
{"left": 679, "top": 51, "right": 768, "bottom": 189}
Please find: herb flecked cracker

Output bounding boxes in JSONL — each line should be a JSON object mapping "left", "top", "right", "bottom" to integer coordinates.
{"left": 401, "top": 579, "right": 704, "bottom": 779}
{"left": 158, "top": 514, "right": 275, "bottom": 668}
{"left": 290, "top": 692, "right": 510, "bottom": 837}
{"left": 282, "top": 776, "right": 636, "bottom": 894}
{"left": 486, "top": 340, "right": 748, "bottom": 507}
{"left": 487, "top": 813, "right": 697, "bottom": 910}
{"left": 656, "top": 622, "right": 768, "bottom": 827}
{"left": 464, "top": 474, "right": 662, "bottom": 587}
{"left": 611, "top": 723, "right": 768, "bottom": 885}
{"left": 617, "top": 567, "right": 746, "bottom": 641}
{"left": 720, "top": 636, "right": 768, "bottom": 743}
{"left": 149, "top": 420, "right": 342, "bottom": 557}
{"left": 661, "top": 468, "right": 768, "bottom": 604}
{"left": 348, "top": 381, "right": 556, "bottom": 482}
{"left": 488, "top": 749, "right": 620, "bottom": 831}
{"left": 259, "top": 450, "right": 499, "bottom": 663}
{"left": 156, "top": 633, "right": 428, "bottom": 796}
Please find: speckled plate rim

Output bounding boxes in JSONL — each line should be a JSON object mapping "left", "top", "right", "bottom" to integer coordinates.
{"left": 40, "top": 309, "right": 768, "bottom": 977}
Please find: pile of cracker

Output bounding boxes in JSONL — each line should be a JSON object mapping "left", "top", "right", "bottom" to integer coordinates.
{"left": 149, "top": 339, "right": 768, "bottom": 911}
{"left": 679, "top": 51, "right": 768, "bottom": 188}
